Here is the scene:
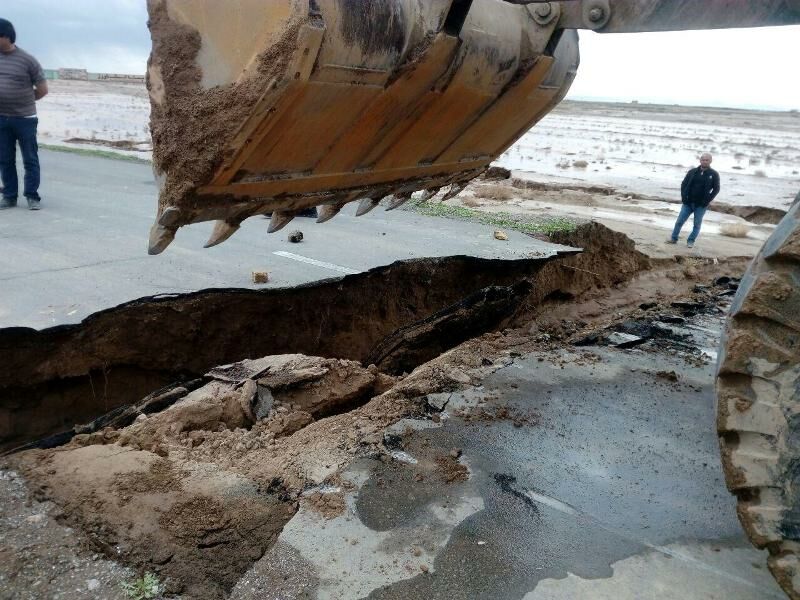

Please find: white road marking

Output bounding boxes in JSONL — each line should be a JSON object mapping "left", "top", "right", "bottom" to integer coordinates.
{"left": 526, "top": 490, "right": 578, "bottom": 515}
{"left": 272, "top": 251, "right": 359, "bottom": 275}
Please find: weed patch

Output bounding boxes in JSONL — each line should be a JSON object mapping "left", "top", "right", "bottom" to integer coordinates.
{"left": 41, "top": 144, "right": 151, "bottom": 164}
{"left": 407, "top": 200, "right": 578, "bottom": 236}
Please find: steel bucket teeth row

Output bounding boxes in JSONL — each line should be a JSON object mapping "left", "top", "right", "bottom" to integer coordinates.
{"left": 148, "top": 181, "right": 473, "bottom": 253}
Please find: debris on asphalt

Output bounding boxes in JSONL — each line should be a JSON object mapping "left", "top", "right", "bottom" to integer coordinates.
{"left": 494, "top": 230, "right": 508, "bottom": 241}
{"left": 288, "top": 231, "right": 304, "bottom": 243}
{"left": 252, "top": 271, "right": 269, "bottom": 284}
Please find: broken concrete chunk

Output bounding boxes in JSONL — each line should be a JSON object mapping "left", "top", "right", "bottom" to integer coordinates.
{"left": 254, "top": 385, "right": 275, "bottom": 420}
{"left": 447, "top": 369, "right": 472, "bottom": 385}
{"left": 494, "top": 230, "right": 508, "bottom": 241}
{"left": 288, "top": 231, "right": 303, "bottom": 243}
{"left": 606, "top": 332, "right": 646, "bottom": 348}
{"left": 206, "top": 356, "right": 281, "bottom": 384}
{"left": 258, "top": 365, "right": 330, "bottom": 391}
{"left": 426, "top": 393, "right": 451, "bottom": 412}
{"left": 252, "top": 355, "right": 377, "bottom": 416}
{"left": 238, "top": 379, "right": 258, "bottom": 423}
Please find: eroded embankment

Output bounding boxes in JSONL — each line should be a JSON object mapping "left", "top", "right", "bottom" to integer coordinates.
{"left": 0, "top": 223, "right": 647, "bottom": 450}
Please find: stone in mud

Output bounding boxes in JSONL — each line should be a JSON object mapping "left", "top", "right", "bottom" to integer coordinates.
{"left": 606, "top": 332, "right": 646, "bottom": 348}
{"left": 252, "top": 271, "right": 269, "bottom": 284}
{"left": 254, "top": 385, "right": 275, "bottom": 420}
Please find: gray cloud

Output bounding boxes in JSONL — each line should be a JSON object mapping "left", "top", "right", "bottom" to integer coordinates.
{"left": 2, "top": 1, "right": 150, "bottom": 74}
{"left": 2, "top": 2, "right": 798, "bottom": 109}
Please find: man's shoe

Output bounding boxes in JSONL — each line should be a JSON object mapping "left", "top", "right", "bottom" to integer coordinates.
{"left": 665, "top": 238, "right": 677, "bottom": 244}
{"left": 0, "top": 197, "right": 17, "bottom": 209}
{"left": 687, "top": 241, "right": 695, "bottom": 248}
{"left": 26, "top": 197, "right": 41, "bottom": 210}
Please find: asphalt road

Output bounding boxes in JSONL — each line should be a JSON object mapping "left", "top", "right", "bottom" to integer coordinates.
{"left": 232, "top": 314, "right": 780, "bottom": 600}
{"left": 0, "top": 150, "right": 572, "bottom": 330}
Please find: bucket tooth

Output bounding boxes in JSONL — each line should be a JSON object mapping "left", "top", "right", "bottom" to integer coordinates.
{"left": 148, "top": 223, "right": 176, "bottom": 255}
{"left": 442, "top": 182, "right": 468, "bottom": 201}
{"left": 421, "top": 188, "right": 441, "bottom": 202}
{"left": 157, "top": 206, "right": 183, "bottom": 227}
{"left": 204, "top": 220, "right": 241, "bottom": 248}
{"left": 386, "top": 192, "right": 413, "bottom": 211}
{"left": 268, "top": 211, "right": 295, "bottom": 233}
{"left": 355, "top": 197, "right": 381, "bottom": 217}
{"left": 317, "top": 204, "right": 342, "bottom": 223}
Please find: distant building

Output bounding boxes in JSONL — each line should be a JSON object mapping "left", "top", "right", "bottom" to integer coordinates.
{"left": 96, "top": 73, "right": 146, "bottom": 83}
{"left": 57, "top": 68, "right": 89, "bottom": 81}
{"left": 43, "top": 68, "right": 145, "bottom": 84}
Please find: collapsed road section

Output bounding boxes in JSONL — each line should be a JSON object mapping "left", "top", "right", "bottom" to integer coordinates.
{"left": 0, "top": 223, "right": 646, "bottom": 451}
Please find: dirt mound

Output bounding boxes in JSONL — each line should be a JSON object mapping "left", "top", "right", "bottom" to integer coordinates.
{"left": 482, "top": 166, "right": 512, "bottom": 180}
{"left": 17, "top": 444, "right": 294, "bottom": 598}
{"left": 546, "top": 221, "right": 651, "bottom": 291}
{"left": 11, "top": 355, "right": 391, "bottom": 598}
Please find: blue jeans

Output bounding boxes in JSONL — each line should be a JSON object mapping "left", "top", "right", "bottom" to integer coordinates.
{"left": 671, "top": 203, "right": 707, "bottom": 243}
{"left": 0, "top": 116, "right": 41, "bottom": 201}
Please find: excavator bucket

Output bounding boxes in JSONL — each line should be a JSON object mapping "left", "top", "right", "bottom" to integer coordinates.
{"left": 145, "top": 0, "right": 579, "bottom": 253}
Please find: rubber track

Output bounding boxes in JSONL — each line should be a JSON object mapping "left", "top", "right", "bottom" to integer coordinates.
{"left": 717, "top": 192, "right": 800, "bottom": 599}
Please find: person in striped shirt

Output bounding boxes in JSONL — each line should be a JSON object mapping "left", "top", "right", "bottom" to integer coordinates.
{"left": 0, "top": 18, "right": 48, "bottom": 210}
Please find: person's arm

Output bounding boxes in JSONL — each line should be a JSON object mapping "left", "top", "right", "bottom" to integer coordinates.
{"left": 30, "top": 57, "right": 48, "bottom": 100}
{"left": 34, "top": 79, "right": 48, "bottom": 100}
{"left": 709, "top": 170, "right": 720, "bottom": 202}
{"left": 680, "top": 169, "right": 692, "bottom": 202}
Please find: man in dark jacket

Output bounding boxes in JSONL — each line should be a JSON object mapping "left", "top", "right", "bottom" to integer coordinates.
{"left": 667, "top": 153, "right": 720, "bottom": 248}
{"left": 0, "top": 18, "right": 48, "bottom": 210}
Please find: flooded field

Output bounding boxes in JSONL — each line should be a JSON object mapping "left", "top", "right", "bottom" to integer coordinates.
{"left": 498, "top": 101, "right": 800, "bottom": 210}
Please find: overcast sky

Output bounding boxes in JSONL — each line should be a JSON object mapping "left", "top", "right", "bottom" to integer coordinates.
{"left": 3, "top": 1, "right": 799, "bottom": 110}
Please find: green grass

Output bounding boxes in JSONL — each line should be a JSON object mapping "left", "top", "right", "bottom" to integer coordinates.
{"left": 40, "top": 143, "right": 151, "bottom": 164}
{"left": 407, "top": 199, "right": 577, "bottom": 236}
{"left": 121, "top": 572, "right": 162, "bottom": 600}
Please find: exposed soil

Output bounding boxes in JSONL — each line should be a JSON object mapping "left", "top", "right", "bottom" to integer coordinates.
{"left": 304, "top": 490, "right": 347, "bottom": 520}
